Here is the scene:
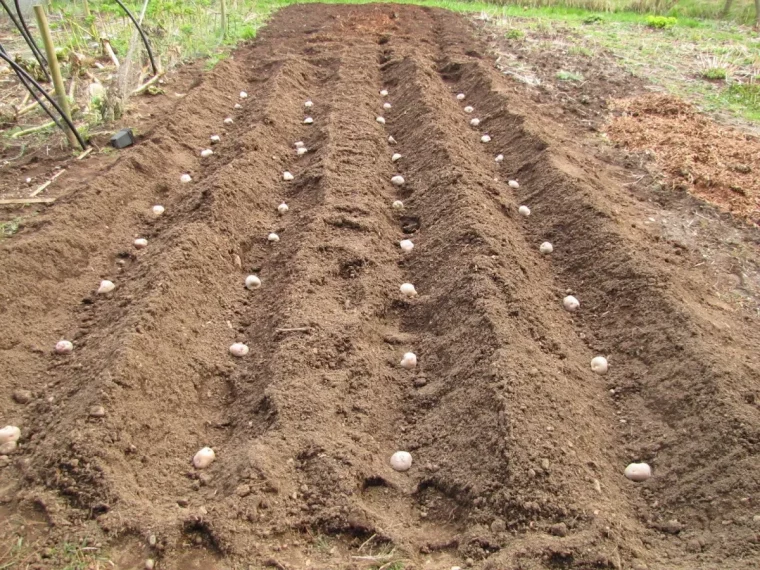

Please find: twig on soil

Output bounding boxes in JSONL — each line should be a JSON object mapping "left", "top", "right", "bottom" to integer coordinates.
{"left": 275, "top": 327, "right": 311, "bottom": 334}
{"left": 0, "top": 197, "right": 55, "bottom": 205}
{"left": 132, "top": 74, "right": 163, "bottom": 96}
{"left": 30, "top": 169, "right": 65, "bottom": 197}
{"left": 77, "top": 147, "right": 94, "bottom": 160}
{"left": 358, "top": 533, "right": 377, "bottom": 552}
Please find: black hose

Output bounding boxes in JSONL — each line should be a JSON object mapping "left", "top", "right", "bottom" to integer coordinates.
{"left": 0, "top": 0, "right": 50, "bottom": 82}
{"left": 112, "top": 0, "right": 158, "bottom": 76}
{"left": 13, "top": 0, "right": 49, "bottom": 70}
{"left": 0, "top": 48, "right": 88, "bottom": 150}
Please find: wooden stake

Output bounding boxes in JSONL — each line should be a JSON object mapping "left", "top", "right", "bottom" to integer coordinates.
{"left": 0, "top": 198, "right": 56, "bottom": 206}
{"left": 30, "top": 169, "right": 66, "bottom": 197}
{"left": 34, "top": 5, "right": 79, "bottom": 149}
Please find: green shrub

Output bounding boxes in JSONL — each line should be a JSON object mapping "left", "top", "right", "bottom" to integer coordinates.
{"left": 646, "top": 15, "right": 678, "bottom": 29}
{"left": 506, "top": 29, "right": 525, "bottom": 40}
{"left": 702, "top": 67, "right": 727, "bottom": 80}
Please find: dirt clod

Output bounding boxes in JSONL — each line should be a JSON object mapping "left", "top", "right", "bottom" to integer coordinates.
{"left": 550, "top": 522, "right": 569, "bottom": 537}
{"left": 12, "top": 390, "right": 32, "bottom": 404}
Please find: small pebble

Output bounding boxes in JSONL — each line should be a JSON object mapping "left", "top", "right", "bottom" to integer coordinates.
{"left": 89, "top": 405, "right": 106, "bottom": 418}
{"left": 13, "top": 390, "right": 32, "bottom": 404}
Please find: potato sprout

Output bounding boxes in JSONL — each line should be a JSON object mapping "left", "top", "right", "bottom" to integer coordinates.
{"left": 193, "top": 447, "right": 216, "bottom": 469}
{"left": 400, "top": 352, "right": 417, "bottom": 369}
{"left": 268, "top": 233, "right": 280, "bottom": 243}
{"left": 624, "top": 463, "right": 652, "bottom": 482}
{"left": 245, "top": 275, "right": 262, "bottom": 290}
{"left": 278, "top": 202, "right": 289, "bottom": 215}
{"left": 400, "top": 283, "right": 417, "bottom": 297}
{"left": 97, "top": 280, "right": 115, "bottom": 294}
{"left": 283, "top": 171, "right": 294, "bottom": 181}
{"left": 481, "top": 135, "right": 491, "bottom": 143}
{"left": 376, "top": 116, "right": 386, "bottom": 125}
{"left": 392, "top": 200, "right": 404, "bottom": 210}
{"left": 304, "top": 117, "right": 314, "bottom": 124}
{"left": 563, "top": 295, "right": 580, "bottom": 312}
{"left": 390, "top": 451, "right": 412, "bottom": 472}
{"left": 591, "top": 356, "right": 609, "bottom": 375}
{"left": 55, "top": 340, "right": 73, "bottom": 354}
{"left": 152, "top": 205, "right": 165, "bottom": 217}
{"left": 456, "top": 93, "right": 466, "bottom": 101}
{"left": 201, "top": 149, "right": 213, "bottom": 158}
{"left": 470, "top": 118, "right": 480, "bottom": 127}
{"left": 229, "top": 343, "right": 249, "bottom": 357}
{"left": 400, "top": 239, "right": 414, "bottom": 252}
{"left": 180, "top": 174, "right": 192, "bottom": 184}
{"left": 539, "top": 242, "right": 553, "bottom": 254}
{"left": 391, "top": 175, "right": 405, "bottom": 186}
{"left": 464, "top": 106, "right": 474, "bottom": 113}
{"left": 518, "top": 205, "right": 531, "bottom": 216}
{"left": 134, "top": 238, "right": 148, "bottom": 249}
{"left": 392, "top": 153, "right": 402, "bottom": 162}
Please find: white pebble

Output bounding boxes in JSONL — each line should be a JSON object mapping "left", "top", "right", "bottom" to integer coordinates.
{"left": 193, "top": 447, "right": 216, "bottom": 469}
{"left": 508, "top": 180, "right": 520, "bottom": 189}
{"left": 297, "top": 147, "right": 308, "bottom": 156}
{"left": 495, "top": 154, "right": 504, "bottom": 162}
{"left": 391, "top": 175, "right": 405, "bottom": 186}
{"left": 624, "top": 462, "right": 652, "bottom": 482}
{"left": 180, "top": 174, "right": 192, "bottom": 184}
{"left": 376, "top": 116, "right": 386, "bottom": 125}
{"left": 224, "top": 117, "right": 233, "bottom": 125}
{"left": 234, "top": 103, "right": 242, "bottom": 109}
{"left": 267, "top": 233, "right": 280, "bottom": 243}
{"left": 539, "top": 242, "right": 553, "bottom": 254}
{"left": 0, "top": 441, "right": 17, "bottom": 454}
{"left": 400, "top": 283, "right": 417, "bottom": 297}
{"left": 390, "top": 451, "right": 412, "bottom": 472}
{"left": 201, "top": 149, "right": 214, "bottom": 158}
{"left": 399, "top": 239, "right": 414, "bottom": 253}
{"left": 240, "top": 91, "right": 248, "bottom": 99}
{"left": 464, "top": 105, "right": 474, "bottom": 113}
{"left": 470, "top": 118, "right": 480, "bottom": 127}
{"left": 245, "top": 275, "right": 262, "bottom": 290}
{"left": 283, "top": 171, "right": 294, "bottom": 181}
{"left": 294, "top": 141, "right": 305, "bottom": 148}
{"left": 400, "top": 352, "right": 417, "bottom": 369}
{"left": 0, "top": 426, "right": 20, "bottom": 445}
{"left": 388, "top": 136, "right": 397, "bottom": 145}
{"left": 304, "top": 100, "right": 313, "bottom": 108}
{"left": 152, "top": 205, "right": 165, "bottom": 217}
{"left": 380, "top": 89, "right": 389, "bottom": 96}
{"left": 278, "top": 202, "right": 289, "bottom": 215}
{"left": 456, "top": 93, "right": 466, "bottom": 101}
{"left": 518, "top": 205, "right": 531, "bottom": 216}
{"left": 210, "top": 135, "right": 221, "bottom": 144}
{"left": 563, "top": 295, "right": 580, "bottom": 312}
{"left": 134, "top": 238, "right": 148, "bottom": 249}
{"left": 481, "top": 134, "right": 491, "bottom": 143}
{"left": 304, "top": 117, "right": 314, "bottom": 124}
{"left": 229, "top": 343, "right": 249, "bottom": 357}
{"left": 591, "top": 356, "right": 609, "bottom": 375}
{"left": 55, "top": 340, "right": 74, "bottom": 354}
{"left": 97, "top": 280, "right": 115, "bottom": 294}
{"left": 383, "top": 102, "right": 392, "bottom": 110}
{"left": 392, "top": 153, "right": 402, "bottom": 162}
{"left": 25, "top": 177, "right": 32, "bottom": 184}
{"left": 392, "top": 200, "right": 404, "bottom": 210}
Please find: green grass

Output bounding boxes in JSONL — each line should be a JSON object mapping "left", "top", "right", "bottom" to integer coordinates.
{"left": 702, "top": 67, "right": 728, "bottom": 80}
{"left": 556, "top": 69, "right": 585, "bottom": 81}
{"left": 506, "top": 28, "right": 526, "bottom": 39}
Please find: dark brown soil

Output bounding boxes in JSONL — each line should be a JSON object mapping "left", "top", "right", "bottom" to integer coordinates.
{"left": 2, "top": 4, "right": 760, "bottom": 570}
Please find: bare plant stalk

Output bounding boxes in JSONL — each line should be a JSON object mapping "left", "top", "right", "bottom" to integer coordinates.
{"left": 221, "top": 0, "right": 227, "bottom": 38}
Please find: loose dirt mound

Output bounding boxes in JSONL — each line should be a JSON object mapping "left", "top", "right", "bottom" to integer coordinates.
{"left": 1, "top": 4, "right": 759, "bottom": 570}
{"left": 607, "top": 94, "right": 760, "bottom": 223}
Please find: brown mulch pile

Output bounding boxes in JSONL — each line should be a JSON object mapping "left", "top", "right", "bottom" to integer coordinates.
{"left": 606, "top": 94, "right": 760, "bottom": 223}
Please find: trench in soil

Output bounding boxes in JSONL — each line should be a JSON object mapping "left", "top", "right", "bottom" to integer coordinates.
{"left": 1, "top": 4, "right": 759, "bottom": 570}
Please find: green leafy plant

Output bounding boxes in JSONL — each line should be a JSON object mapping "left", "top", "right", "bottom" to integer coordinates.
{"left": 506, "top": 28, "right": 525, "bottom": 40}
{"left": 646, "top": 15, "right": 678, "bottom": 29}
{"left": 556, "top": 70, "right": 584, "bottom": 81}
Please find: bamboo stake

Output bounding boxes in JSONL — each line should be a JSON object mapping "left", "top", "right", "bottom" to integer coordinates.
{"left": 0, "top": 198, "right": 55, "bottom": 205}
{"left": 33, "top": 6, "right": 79, "bottom": 149}
{"left": 30, "top": 169, "right": 66, "bottom": 197}
{"left": 11, "top": 121, "right": 55, "bottom": 138}
{"left": 220, "top": 0, "right": 227, "bottom": 38}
